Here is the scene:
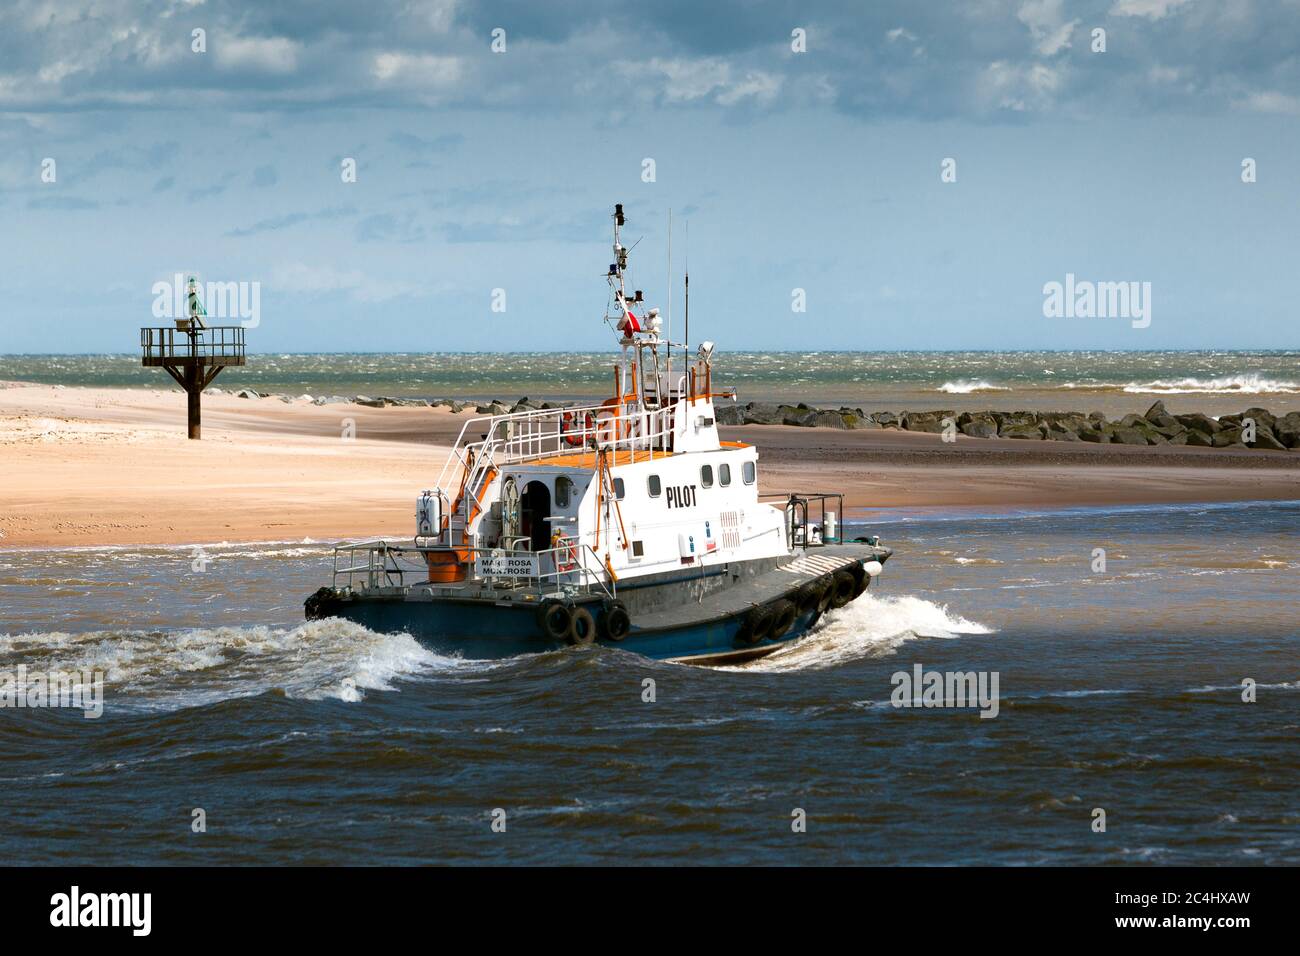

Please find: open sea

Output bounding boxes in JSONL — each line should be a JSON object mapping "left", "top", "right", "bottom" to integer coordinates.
{"left": 3, "top": 350, "right": 1298, "bottom": 417}
{"left": 1, "top": 501, "right": 1296, "bottom": 865}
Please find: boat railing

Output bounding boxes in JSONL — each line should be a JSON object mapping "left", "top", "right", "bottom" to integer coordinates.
{"left": 331, "top": 540, "right": 616, "bottom": 600}
{"left": 436, "top": 400, "right": 682, "bottom": 522}
{"left": 761, "top": 492, "right": 846, "bottom": 547}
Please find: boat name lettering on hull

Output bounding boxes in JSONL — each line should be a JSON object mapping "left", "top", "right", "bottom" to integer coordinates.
{"left": 666, "top": 485, "right": 698, "bottom": 509}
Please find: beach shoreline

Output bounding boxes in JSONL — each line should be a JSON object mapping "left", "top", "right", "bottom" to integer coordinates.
{"left": 2, "top": 383, "right": 1297, "bottom": 548}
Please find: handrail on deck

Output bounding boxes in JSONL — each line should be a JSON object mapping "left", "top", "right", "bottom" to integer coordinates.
{"left": 331, "top": 539, "right": 616, "bottom": 601}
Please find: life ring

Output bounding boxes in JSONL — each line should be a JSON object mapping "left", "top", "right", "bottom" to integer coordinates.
{"left": 537, "top": 600, "right": 572, "bottom": 642}
{"left": 553, "top": 533, "right": 579, "bottom": 572}
{"left": 770, "top": 599, "right": 798, "bottom": 638}
{"left": 561, "top": 411, "right": 582, "bottom": 447}
{"left": 567, "top": 605, "right": 596, "bottom": 645}
{"left": 738, "top": 605, "right": 775, "bottom": 645}
{"left": 599, "top": 600, "right": 631, "bottom": 641}
{"left": 829, "top": 570, "right": 856, "bottom": 609}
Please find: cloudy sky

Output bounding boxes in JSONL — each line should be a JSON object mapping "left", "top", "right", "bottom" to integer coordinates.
{"left": 2, "top": 0, "right": 1297, "bottom": 353}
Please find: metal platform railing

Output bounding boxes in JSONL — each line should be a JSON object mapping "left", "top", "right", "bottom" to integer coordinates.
{"left": 140, "top": 326, "right": 246, "bottom": 365}
{"left": 331, "top": 540, "right": 616, "bottom": 599}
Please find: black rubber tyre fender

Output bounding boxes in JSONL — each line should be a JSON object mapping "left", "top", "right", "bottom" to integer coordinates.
{"left": 852, "top": 571, "right": 870, "bottom": 599}
{"left": 829, "top": 570, "right": 856, "bottom": 609}
{"left": 304, "top": 586, "right": 340, "bottom": 620}
{"left": 567, "top": 606, "right": 597, "bottom": 645}
{"left": 770, "top": 599, "right": 798, "bottom": 639}
{"left": 599, "top": 600, "right": 632, "bottom": 641}
{"left": 848, "top": 561, "right": 867, "bottom": 585}
{"left": 537, "top": 600, "right": 572, "bottom": 642}
{"left": 816, "top": 574, "right": 836, "bottom": 613}
{"left": 795, "top": 582, "right": 823, "bottom": 616}
{"left": 740, "top": 605, "right": 775, "bottom": 645}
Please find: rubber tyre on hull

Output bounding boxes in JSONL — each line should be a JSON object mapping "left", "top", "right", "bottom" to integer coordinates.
{"left": 852, "top": 572, "right": 870, "bottom": 599}
{"left": 567, "top": 606, "right": 597, "bottom": 645}
{"left": 829, "top": 570, "right": 856, "bottom": 609}
{"left": 770, "top": 599, "right": 798, "bottom": 639}
{"left": 796, "top": 582, "right": 824, "bottom": 616}
{"left": 537, "top": 601, "right": 572, "bottom": 642}
{"left": 816, "top": 575, "right": 836, "bottom": 613}
{"left": 738, "top": 605, "right": 776, "bottom": 645}
{"left": 599, "top": 600, "right": 632, "bottom": 641}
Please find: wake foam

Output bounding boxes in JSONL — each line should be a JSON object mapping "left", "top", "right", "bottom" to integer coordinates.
{"left": 0, "top": 618, "right": 464, "bottom": 711}
{"left": 725, "top": 592, "right": 993, "bottom": 673}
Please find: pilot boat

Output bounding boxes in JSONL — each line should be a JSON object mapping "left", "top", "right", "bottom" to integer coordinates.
{"left": 304, "top": 205, "right": 892, "bottom": 663}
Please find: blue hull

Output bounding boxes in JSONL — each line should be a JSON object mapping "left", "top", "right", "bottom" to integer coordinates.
{"left": 332, "top": 596, "right": 825, "bottom": 664}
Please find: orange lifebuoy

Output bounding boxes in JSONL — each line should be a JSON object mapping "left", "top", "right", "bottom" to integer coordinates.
{"left": 561, "top": 411, "right": 581, "bottom": 447}
{"left": 554, "top": 534, "right": 579, "bottom": 572}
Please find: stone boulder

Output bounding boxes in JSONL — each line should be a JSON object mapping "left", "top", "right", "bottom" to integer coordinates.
{"left": 958, "top": 412, "right": 998, "bottom": 439}
{"left": 354, "top": 396, "right": 386, "bottom": 408}
{"left": 743, "top": 403, "right": 784, "bottom": 425}
{"left": 1273, "top": 412, "right": 1300, "bottom": 448}
{"left": 1107, "top": 426, "right": 1150, "bottom": 445}
{"left": 1242, "top": 407, "right": 1277, "bottom": 433}
{"left": 715, "top": 404, "right": 746, "bottom": 425}
{"left": 902, "top": 410, "right": 955, "bottom": 433}
{"left": 1000, "top": 422, "right": 1046, "bottom": 440}
{"left": 872, "top": 411, "right": 900, "bottom": 429}
{"left": 1249, "top": 429, "right": 1288, "bottom": 451}
{"left": 812, "top": 409, "right": 856, "bottom": 429}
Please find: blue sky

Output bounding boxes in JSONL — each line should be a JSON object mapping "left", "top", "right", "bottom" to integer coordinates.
{"left": 1, "top": 0, "right": 1298, "bottom": 353}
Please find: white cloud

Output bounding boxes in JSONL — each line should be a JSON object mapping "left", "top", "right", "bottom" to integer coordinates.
{"left": 1110, "top": 0, "right": 1191, "bottom": 20}
{"left": 215, "top": 36, "right": 302, "bottom": 74}
{"left": 1238, "top": 90, "right": 1300, "bottom": 115}
{"left": 371, "top": 52, "right": 461, "bottom": 88}
{"left": 1018, "top": 0, "right": 1079, "bottom": 56}
{"left": 640, "top": 57, "right": 782, "bottom": 106}
{"left": 269, "top": 263, "right": 422, "bottom": 304}
{"left": 979, "top": 60, "right": 1063, "bottom": 112}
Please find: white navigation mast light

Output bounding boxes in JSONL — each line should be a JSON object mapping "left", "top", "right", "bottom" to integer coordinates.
{"left": 647, "top": 307, "right": 662, "bottom": 332}
{"left": 697, "top": 340, "right": 715, "bottom": 360}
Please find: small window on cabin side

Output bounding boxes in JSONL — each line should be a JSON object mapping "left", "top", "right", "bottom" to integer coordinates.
{"left": 555, "top": 476, "right": 574, "bottom": 508}
{"left": 701, "top": 465, "right": 714, "bottom": 488}
{"left": 613, "top": 477, "right": 626, "bottom": 499}
{"left": 719, "top": 463, "right": 731, "bottom": 487}
{"left": 632, "top": 540, "right": 645, "bottom": 557}
{"left": 648, "top": 475, "right": 662, "bottom": 497}
{"left": 742, "top": 461, "right": 756, "bottom": 484}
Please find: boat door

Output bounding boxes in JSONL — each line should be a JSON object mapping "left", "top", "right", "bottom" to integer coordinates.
{"left": 520, "top": 480, "right": 551, "bottom": 554}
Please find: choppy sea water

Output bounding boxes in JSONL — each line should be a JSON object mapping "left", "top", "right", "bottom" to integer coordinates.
{"left": 3, "top": 351, "right": 1298, "bottom": 416}
{"left": 0, "top": 502, "right": 1296, "bottom": 865}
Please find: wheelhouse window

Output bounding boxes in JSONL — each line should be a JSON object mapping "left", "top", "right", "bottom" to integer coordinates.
{"left": 719, "top": 463, "right": 731, "bottom": 487}
{"left": 555, "top": 476, "right": 574, "bottom": 508}
{"left": 742, "top": 461, "right": 756, "bottom": 484}
{"left": 613, "top": 477, "right": 626, "bottom": 499}
{"left": 648, "top": 475, "right": 661, "bottom": 497}
{"left": 701, "top": 465, "right": 714, "bottom": 488}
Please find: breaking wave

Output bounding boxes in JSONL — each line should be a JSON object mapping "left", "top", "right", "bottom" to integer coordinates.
{"left": 726, "top": 592, "right": 993, "bottom": 673}
{"left": 0, "top": 619, "right": 463, "bottom": 712}
{"left": 937, "top": 380, "right": 1009, "bottom": 394}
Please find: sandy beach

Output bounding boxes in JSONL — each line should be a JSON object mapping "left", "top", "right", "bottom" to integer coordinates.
{"left": 1, "top": 382, "right": 1297, "bottom": 548}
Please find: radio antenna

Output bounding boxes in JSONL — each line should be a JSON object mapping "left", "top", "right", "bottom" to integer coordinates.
{"left": 666, "top": 208, "right": 672, "bottom": 385}
{"left": 684, "top": 220, "right": 689, "bottom": 357}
